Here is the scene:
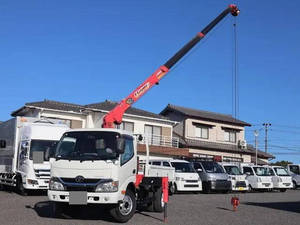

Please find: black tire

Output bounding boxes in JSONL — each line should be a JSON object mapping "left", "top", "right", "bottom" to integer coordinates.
{"left": 16, "top": 176, "right": 27, "bottom": 196}
{"left": 169, "top": 183, "right": 175, "bottom": 196}
{"left": 153, "top": 187, "right": 164, "bottom": 213}
{"left": 293, "top": 181, "right": 297, "bottom": 190}
{"left": 280, "top": 189, "right": 287, "bottom": 192}
{"left": 203, "top": 183, "right": 211, "bottom": 194}
{"left": 110, "top": 189, "right": 136, "bottom": 223}
{"left": 52, "top": 202, "right": 66, "bottom": 218}
{"left": 248, "top": 185, "right": 254, "bottom": 192}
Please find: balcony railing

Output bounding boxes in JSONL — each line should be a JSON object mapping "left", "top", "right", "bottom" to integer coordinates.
{"left": 138, "top": 134, "right": 179, "bottom": 148}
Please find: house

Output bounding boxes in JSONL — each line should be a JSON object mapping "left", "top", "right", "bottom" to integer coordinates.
{"left": 11, "top": 99, "right": 189, "bottom": 158}
{"left": 160, "top": 104, "right": 274, "bottom": 164}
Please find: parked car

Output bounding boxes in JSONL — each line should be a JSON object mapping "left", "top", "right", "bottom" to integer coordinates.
{"left": 149, "top": 159, "right": 202, "bottom": 193}
{"left": 286, "top": 164, "right": 300, "bottom": 189}
{"left": 192, "top": 161, "right": 231, "bottom": 193}
{"left": 220, "top": 163, "right": 249, "bottom": 192}
{"left": 266, "top": 166, "right": 292, "bottom": 192}
{"left": 239, "top": 163, "right": 273, "bottom": 191}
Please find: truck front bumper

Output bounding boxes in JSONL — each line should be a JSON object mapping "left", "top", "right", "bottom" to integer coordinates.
{"left": 48, "top": 190, "right": 122, "bottom": 204}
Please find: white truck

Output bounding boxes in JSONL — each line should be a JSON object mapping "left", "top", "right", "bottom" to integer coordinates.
{"left": 149, "top": 159, "right": 202, "bottom": 194}
{"left": 0, "top": 117, "right": 68, "bottom": 195}
{"left": 239, "top": 163, "right": 273, "bottom": 191}
{"left": 267, "top": 166, "right": 292, "bottom": 192}
{"left": 48, "top": 129, "right": 168, "bottom": 223}
{"left": 220, "top": 162, "right": 249, "bottom": 192}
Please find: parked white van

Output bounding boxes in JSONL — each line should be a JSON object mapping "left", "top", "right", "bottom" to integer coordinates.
{"left": 267, "top": 166, "right": 293, "bottom": 192}
{"left": 240, "top": 164, "right": 273, "bottom": 191}
{"left": 220, "top": 163, "right": 249, "bottom": 192}
{"left": 149, "top": 159, "right": 202, "bottom": 193}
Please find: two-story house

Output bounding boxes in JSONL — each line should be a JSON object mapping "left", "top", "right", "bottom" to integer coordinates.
{"left": 160, "top": 104, "right": 274, "bottom": 164}
{"left": 11, "top": 99, "right": 189, "bottom": 158}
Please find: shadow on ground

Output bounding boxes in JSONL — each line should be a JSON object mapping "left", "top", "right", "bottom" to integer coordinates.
{"left": 26, "top": 201, "right": 164, "bottom": 223}
{"left": 243, "top": 201, "right": 300, "bottom": 213}
{"left": 26, "top": 201, "right": 116, "bottom": 222}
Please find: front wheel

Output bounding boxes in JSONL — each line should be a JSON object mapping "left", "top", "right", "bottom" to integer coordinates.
{"left": 110, "top": 189, "right": 136, "bottom": 223}
{"left": 16, "top": 176, "right": 27, "bottom": 196}
{"left": 293, "top": 181, "right": 297, "bottom": 190}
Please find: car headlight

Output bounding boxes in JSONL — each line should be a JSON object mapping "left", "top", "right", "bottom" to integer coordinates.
{"left": 49, "top": 177, "right": 64, "bottom": 191}
{"left": 231, "top": 177, "right": 236, "bottom": 180}
{"left": 256, "top": 177, "right": 262, "bottom": 182}
{"left": 95, "top": 180, "right": 119, "bottom": 192}
{"left": 176, "top": 177, "right": 185, "bottom": 181}
{"left": 278, "top": 177, "right": 282, "bottom": 182}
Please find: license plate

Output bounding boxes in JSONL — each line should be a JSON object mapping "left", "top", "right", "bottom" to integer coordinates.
{"left": 69, "top": 191, "right": 87, "bottom": 205}
{"left": 238, "top": 187, "right": 244, "bottom": 191}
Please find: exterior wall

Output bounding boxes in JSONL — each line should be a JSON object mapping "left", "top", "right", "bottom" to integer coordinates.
{"left": 185, "top": 118, "right": 245, "bottom": 145}
{"left": 189, "top": 148, "right": 251, "bottom": 163}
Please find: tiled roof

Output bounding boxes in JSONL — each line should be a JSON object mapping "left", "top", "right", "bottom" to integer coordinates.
{"left": 160, "top": 104, "right": 251, "bottom": 127}
{"left": 11, "top": 99, "right": 168, "bottom": 121}
{"left": 85, "top": 100, "right": 168, "bottom": 120}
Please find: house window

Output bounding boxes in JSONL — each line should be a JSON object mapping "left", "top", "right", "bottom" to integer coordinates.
{"left": 224, "top": 129, "right": 237, "bottom": 143}
{"left": 144, "top": 125, "right": 162, "bottom": 145}
{"left": 194, "top": 124, "right": 209, "bottom": 139}
{"left": 116, "top": 121, "right": 134, "bottom": 133}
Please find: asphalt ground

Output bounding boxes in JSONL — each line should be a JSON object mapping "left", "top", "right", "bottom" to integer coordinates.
{"left": 0, "top": 189, "right": 299, "bottom": 225}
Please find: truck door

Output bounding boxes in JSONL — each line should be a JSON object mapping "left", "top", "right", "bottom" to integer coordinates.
{"left": 119, "top": 136, "right": 136, "bottom": 189}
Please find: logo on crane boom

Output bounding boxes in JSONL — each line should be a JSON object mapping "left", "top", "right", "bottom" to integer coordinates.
{"left": 134, "top": 82, "right": 150, "bottom": 99}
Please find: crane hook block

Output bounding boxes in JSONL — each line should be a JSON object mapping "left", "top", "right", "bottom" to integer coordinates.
{"left": 229, "top": 4, "right": 240, "bottom": 17}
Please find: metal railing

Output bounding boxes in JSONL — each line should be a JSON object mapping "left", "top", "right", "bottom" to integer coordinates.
{"left": 138, "top": 134, "right": 179, "bottom": 148}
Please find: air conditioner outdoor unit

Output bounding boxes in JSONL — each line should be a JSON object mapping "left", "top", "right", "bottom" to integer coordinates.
{"left": 238, "top": 140, "right": 247, "bottom": 149}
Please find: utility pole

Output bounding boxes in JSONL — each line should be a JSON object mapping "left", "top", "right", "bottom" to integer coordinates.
{"left": 262, "top": 123, "right": 271, "bottom": 153}
{"left": 254, "top": 130, "right": 259, "bottom": 165}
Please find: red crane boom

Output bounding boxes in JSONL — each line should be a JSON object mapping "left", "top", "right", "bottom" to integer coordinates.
{"left": 102, "top": 4, "right": 240, "bottom": 128}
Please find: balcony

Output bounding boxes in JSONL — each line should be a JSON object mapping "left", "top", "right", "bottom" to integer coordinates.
{"left": 138, "top": 134, "right": 179, "bottom": 148}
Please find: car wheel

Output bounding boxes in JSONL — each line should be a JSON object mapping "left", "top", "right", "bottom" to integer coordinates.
{"left": 280, "top": 189, "right": 287, "bottom": 192}
{"left": 293, "top": 181, "right": 297, "bottom": 190}
{"left": 169, "top": 183, "right": 175, "bottom": 195}
{"left": 110, "top": 189, "right": 136, "bottom": 223}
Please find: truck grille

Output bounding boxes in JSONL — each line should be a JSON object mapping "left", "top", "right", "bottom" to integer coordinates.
{"left": 60, "top": 178, "right": 100, "bottom": 184}
{"left": 34, "top": 169, "right": 50, "bottom": 179}
{"left": 65, "top": 186, "right": 95, "bottom": 192}
{"left": 235, "top": 181, "right": 247, "bottom": 188}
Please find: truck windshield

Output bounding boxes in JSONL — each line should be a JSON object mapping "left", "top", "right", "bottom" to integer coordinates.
{"left": 171, "top": 162, "right": 195, "bottom": 173}
{"left": 253, "top": 167, "right": 271, "bottom": 176}
{"left": 30, "top": 140, "right": 58, "bottom": 161}
{"left": 201, "top": 161, "right": 224, "bottom": 173}
{"left": 274, "top": 167, "right": 290, "bottom": 176}
{"left": 55, "top": 131, "right": 120, "bottom": 161}
{"left": 224, "top": 166, "right": 242, "bottom": 175}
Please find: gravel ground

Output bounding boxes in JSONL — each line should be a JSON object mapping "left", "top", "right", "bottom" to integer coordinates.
{"left": 0, "top": 189, "right": 299, "bottom": 225}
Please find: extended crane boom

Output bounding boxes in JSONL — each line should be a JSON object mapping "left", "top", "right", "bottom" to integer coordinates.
{"left": 102, "top": 4, "right": 240, "bottom": 128}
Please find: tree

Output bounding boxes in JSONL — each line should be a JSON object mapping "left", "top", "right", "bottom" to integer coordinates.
{"left": 271, "top": 160, "right": 293, "bottom": 167}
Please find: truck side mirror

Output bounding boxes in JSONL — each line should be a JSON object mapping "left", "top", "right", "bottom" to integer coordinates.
{"left": 116, "top": 138, "right": 125, "bottom": 154}
{"left": 197, "top": 168, "right": 203, "bottom": 172}
{"left": 245, "top": 172, "right": 251, "bottom": 176}
{"left": 0, "top": 140, "right": 6, "bottom": 148}
{"left": 44, "top": 147, "right": 50, "bottom": 161}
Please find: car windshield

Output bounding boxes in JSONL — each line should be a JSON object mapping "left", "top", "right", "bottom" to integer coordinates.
{"left": 171, "top": 162, "right": 195, "bottom": 173}
{"left": 201, "top": 161, "right": 224, "bottom": 173}
{"left": 55, "top": 131, "right": 121, "bottom": 161}
{"left": 253, "top": 167, "right": 271, "bottom": 176}
{"left": 224, "top": 166, "right": 242, "bottom": 175}
{"left": 30, "top": 140, "right": 58, "bottom": 161}
{"left": 274, "top": 167, "right": 290, "bottom": 176}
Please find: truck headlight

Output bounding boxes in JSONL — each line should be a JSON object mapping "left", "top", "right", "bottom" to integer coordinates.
{"left": 95, "top": 180, "right": 118, "bottom": 192}
{"left": 49, "top": 177, "right": 64, "bottom": 191}
{"left": 27, "top": 179, "right": 38, "bottom": 185}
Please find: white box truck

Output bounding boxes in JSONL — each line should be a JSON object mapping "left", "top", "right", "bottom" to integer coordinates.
{"left": 0, "top": 117, "right": 68, "bottom": 194}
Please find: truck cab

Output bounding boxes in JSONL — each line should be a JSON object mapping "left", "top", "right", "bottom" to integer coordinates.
{"left": 267, "top": 166, "right": 292, "bottom": 192}
{"left": 220, "top": 163, "right": 249, "bottom": 192}
{"left": 240, "top": 164, "right": 273, "bottom": 191}
{"left": 48, "top": 129, "right": 166, "bottom": 223}
{"left": 192, "top": 161, "right": 231, "bottom": 193}
{"left": 286, "top": 164, "right": 300, "bottom": 189}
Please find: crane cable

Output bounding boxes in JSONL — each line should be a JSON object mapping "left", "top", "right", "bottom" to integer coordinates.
{"left": 232, "top": 16, "right": 239, "bottom": 120}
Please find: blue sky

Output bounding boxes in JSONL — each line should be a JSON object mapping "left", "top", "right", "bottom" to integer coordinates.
{"left": 1, "top": 0, "right": 300, "bottom": 163}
